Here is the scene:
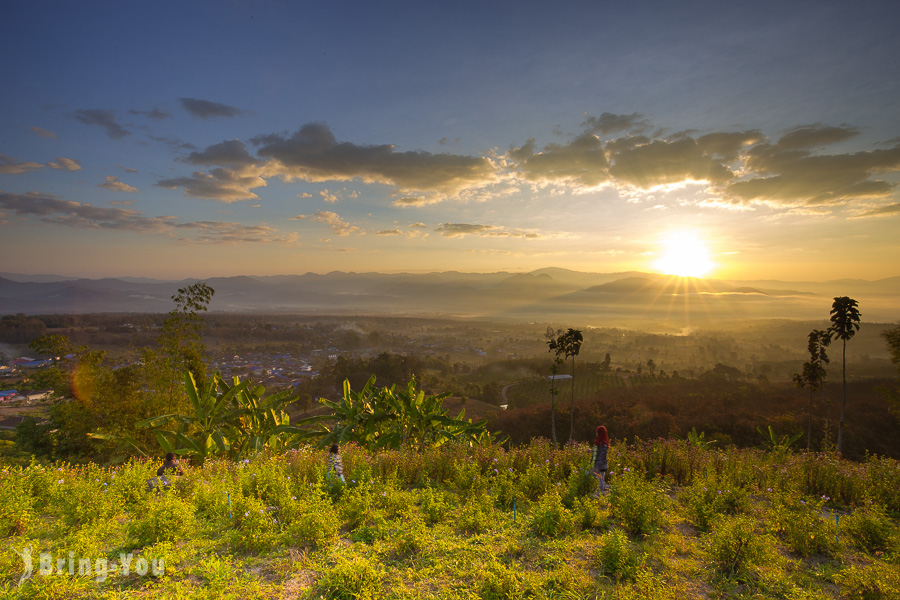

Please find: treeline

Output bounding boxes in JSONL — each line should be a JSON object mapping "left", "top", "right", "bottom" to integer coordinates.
{"left": 488, "top": 377, "right": 900, "bottom": 460}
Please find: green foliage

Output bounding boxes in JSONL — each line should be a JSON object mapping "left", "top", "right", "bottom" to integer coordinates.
{"left": 679, "top": 472, "right": 749, "bottom": 531}
{"left": 419, "top": 484, "right": 452, "bottom": 525}
{"left": 127, "top": 492, "right": 197, "bottom": 547}
{"left": 594, "top": 529, "right": 645, "bottom": 582}
{"left": 528, "top": 491, "right": 575, "bottom": 537}
{"left": 0, "top": 468, "right": 34, "bottom": 536}
{"left": 316, "top": 555, "right": 385, "bottom": 600}
{"left": 705, "top": 514, "right": 769, "bottom": 576}
{"left": 757, "top": 425, "right": 802, "bottom": 452}
{"left": 300, "top": 375, "right": 500, "bottom": 451}
{"left": 686, "top": 427, "right": 716, "bottom": 449}
{"left": 834, "top": 562, "right": 900, "bottom": 600}
{"left": 609, "top": 470, "right": 669, "bottom": 535}
{"left": 768, "top": 494, "right": 838, "bottom": 557}
{"left": 842, "top": 503, "right": 896, "bottom": 554}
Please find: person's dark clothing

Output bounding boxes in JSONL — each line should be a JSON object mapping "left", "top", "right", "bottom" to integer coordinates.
{"left": 157, "top": 461, "right": 184, "bottom": 477}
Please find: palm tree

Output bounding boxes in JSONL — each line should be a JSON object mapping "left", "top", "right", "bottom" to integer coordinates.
{"left": 829, "top": 296, "right": 861, "bottom": 455}
{"left": 793, "top": 329, "right": 830, "bottom": 451}
{"left": 548, "top": 327, "right": 583, "bottom": 444}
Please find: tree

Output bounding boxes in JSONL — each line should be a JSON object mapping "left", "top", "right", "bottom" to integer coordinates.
{"left": 793, "top": 329, "right": 830, "bottom": 451}
{"left": 547, "top": 327, "right": 583, "bottom": 443}
{"left": 829, "top": 296, "right": 861, "bottom": 455}
{"left": 881, "top": 322, "right": 900, "bottom": 421}
{"left": 601, "top": 352, "right": 611, "bottom": 371}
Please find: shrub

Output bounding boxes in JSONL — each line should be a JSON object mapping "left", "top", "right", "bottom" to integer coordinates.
{"left": 457, "top": 492, "right": 494, "bottom": 535}
{"left": 316, "top": 555, "right": 385, "bottom": 600}
{"left": 518, "top": 461, "right": 552, "bottom": 501}
{"left": 679, "top": 473, "right": 749, "bottom": 531}
{"left": 418, "top": 485, "right": 452, "bottom": 525}
{"left": 609, "top": 471, "right": 669, "bottom": 535}
{"left": 705, "top": 514, "right": 768, "bottom": 576}
{"left": 594, "top": 529, "right": 645, "bottom": 582}
{"left": 284, "top": 489, "right": 340, "bottom": 549}
{"left": 834, "top": 562, "right": 900, "bottom": 600}
{"left": 127, "top": 492, "right": 197, "bottom": 548}
{"left": 228, "top": 494, "right": 279, "bottom": 552}
{"left": 842, "top": 503, "right": 896, "bottom": 554}
{"left": 573, "top": 495, "right": 605, "bottom": 530}
{"left": 0, "top": 470, "right": 34, "bottom": 536}
{"left": 528, "top": 492, "right": 574, "bottom": 538}
{"left": 480, "top": 560, "right": 526, "bottom": 600}
{"left": 769, "top": 495, "right": 838, "bottom": 557}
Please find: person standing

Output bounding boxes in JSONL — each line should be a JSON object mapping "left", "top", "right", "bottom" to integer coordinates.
{"left": 327, "top": 444, "right": 346, "bottom": 483}
{"left": 592, "top": 425, "right": 609, "bottom": 493}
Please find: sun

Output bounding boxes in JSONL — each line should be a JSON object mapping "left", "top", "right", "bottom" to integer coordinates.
{"left": 654, "top": 232, "right": 714, "bottom": 278}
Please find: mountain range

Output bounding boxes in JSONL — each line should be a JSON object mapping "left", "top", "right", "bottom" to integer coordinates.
{"left": 1, "top": 268, "right": 898, "bottom": 326}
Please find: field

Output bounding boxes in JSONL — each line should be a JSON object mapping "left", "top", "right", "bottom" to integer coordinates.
{"left": 2, "top": 440, "right": 899, "bottom": 599}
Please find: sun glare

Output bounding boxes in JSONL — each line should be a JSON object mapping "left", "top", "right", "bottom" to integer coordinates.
{"left": 654, "top": 232, "right": 714, "bottom": 278}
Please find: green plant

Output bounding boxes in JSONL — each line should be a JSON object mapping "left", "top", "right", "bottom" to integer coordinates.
{"left": 528, "top": 492, "right": 575, "bottom": 538}
{"left": 679, "top": 473, "right": 749, "bottom": 531}
{"left": 317, "top": 556, "right": 385, "bottom": 600}
{"left": 834, "top": 562, "right": 900, "bottom": 600}
{"left": 769, "top": 495, "right": 838, "bottom": 557}
{"left": 842, "top": 503, "right": 896, "bottom": 554}
{"left": 595, "top": 529, "right": 645, "bottom": 582}
{"left": 705, "top": 514, "right": 768, "bottom": 576}
{"left": 757, "top": 425, "right": 803, "bottom": 453}
{"left": 419, "top": 484, "right": 452, "bottom": 525}
{"left": 126, "top": 492, "right": 197, "bottom": 547}
{"left": 609, "top": 470, "right": 669, "bottom": 535}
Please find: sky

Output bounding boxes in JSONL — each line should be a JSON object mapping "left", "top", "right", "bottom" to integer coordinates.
{"left": 2, "top": 0, "right": 900, "bottom": 282}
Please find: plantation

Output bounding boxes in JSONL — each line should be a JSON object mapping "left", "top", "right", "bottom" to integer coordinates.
{"left": 2, "top": 439, "right": 899, "bottom": 599}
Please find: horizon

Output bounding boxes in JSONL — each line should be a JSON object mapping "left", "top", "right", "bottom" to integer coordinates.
{"left": 2, "top": 2, "right": 900, "bottom": 282}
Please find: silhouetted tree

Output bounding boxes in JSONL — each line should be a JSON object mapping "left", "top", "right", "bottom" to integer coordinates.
{"left": 548, "top": 327, "right": 583, "bottom": 443}
{"left": 829, "top": 296, "right": 861, "bottom": 455}
{"left": 793, "top": 329, "right": 830, "bottom": 451}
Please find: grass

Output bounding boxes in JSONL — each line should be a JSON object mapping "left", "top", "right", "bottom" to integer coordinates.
{"left": 1, "top": 439, "right": 899, "bottom": 599}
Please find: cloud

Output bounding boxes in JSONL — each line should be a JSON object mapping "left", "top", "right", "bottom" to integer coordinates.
{"left": 156, "top": 166, "right": 267, "bottom": 202}
{"left": 0, "top": 154, "right": 43, "bottom": 174}
{"left": 299, "top": 210, "right": 362, "bottom": 236}
{"left": 608, "top": 134, "right": 749, "bottom": 188}
{"left": 128, "top": 108, "right": 172, "bottom": 120}
{"left": 47, "top": 157, "right": 82, "bottom": 171}
{"left": 852, "top": 203, "right": 900, "bottom": 218}
{"left": 435, "top": 222, "right": 541, "bottom": 239}
{"left": 99, "top": 176, "right": 138, "bottom": 193}
{"left": 252, "top": 122, "right": 496, "bottom": 196}
{"left": 376, "top": 229, "right": 403, "bottom": 236}
{"left": 582, "top": 112, "right": 650, "bottom": 135}
{"left": 179, "top": 98, "right": 245, "bottom": 119}
{"left": 184, "top": 140, "right": 258, "bottom": 166}
{"left": 72, "top": 109, "right": 131, "bottom": 139}
{"left": 726, "top": 125, "right": 900, "bottom": 205}
{"left": 509, "top": 133, "right": 610, "bottom": 187}
{"left": 31, "top": 127, "right": 56, "bottom": 138}
{"left": 319, "top": 189, "right": 339, "bottom": 203}
{"left": 0, "top": 190, "right": 291, "bottom": 244}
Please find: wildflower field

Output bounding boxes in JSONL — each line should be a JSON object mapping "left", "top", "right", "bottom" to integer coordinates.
{"left": 2, "top": 439, "right": 899, "bottom": 599}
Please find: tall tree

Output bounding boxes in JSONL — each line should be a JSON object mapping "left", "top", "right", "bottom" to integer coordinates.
{"left": 881, "top": 322, "right": 900, "bottom": 422}
{"left": 829, "top": 296, "right": 861, "bottom": 455}
{"left": 548, "top": 327, "right": 583, "bottom": 443}
{"left": 545, "top": 327, "right": 563, "bottom": 445}
{"left": 793, "top": 329, "right": 830, "bottom": 451}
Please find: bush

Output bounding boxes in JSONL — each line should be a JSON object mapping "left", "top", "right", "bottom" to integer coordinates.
{"left": 316, "top": 556, "right": 385, "bottom": 600}
{"left": 609, "top": 471, "right": 669, "bottom": 535}
{"left": 834, "top": 562, "right": 900, "bottom": 599}
{"left": 679, "top": 473, "right": 749, "bottom": 531}
{"left": 0, "top": 470, "right": 34, "bottom": 536}
{"left": 842, "top": 503, "right": 896, "bottom": 554}
{"left": 284, "top": 489, "right": 340, "bottom": 549}
{"left": 594, "top": 529, "right": 645, "bottom": 582}
{"left": 418, "top": 485, "right": 451, "bottom": 525}
{"left": 705, "top": 514, "right": 768, "bottom": 576}
{"left": 769, "top": 495, "right": 838, "bottom": 557}
{"left": 127, "top": 492, "right": 197, "bottom": 547}
{"left": 528, "top": 492, "right": 574, "bottom": 538}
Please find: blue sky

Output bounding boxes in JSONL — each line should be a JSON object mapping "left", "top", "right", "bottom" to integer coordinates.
{"left": 2, "top": 0, "right": 899, "bottom": 280}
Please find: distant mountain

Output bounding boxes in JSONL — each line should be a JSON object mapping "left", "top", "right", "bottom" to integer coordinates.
{"left": 1, "top": 269, "right": 898, "bottom": 325}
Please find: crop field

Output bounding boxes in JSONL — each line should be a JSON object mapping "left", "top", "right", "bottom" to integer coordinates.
{"left": 2, "top": 439, "right": 899, "bottom": 599}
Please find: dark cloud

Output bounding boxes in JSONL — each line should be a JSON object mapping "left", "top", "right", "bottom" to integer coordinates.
{"left": 853, "top": 203, "right": 900, "bottom": 218}
{"left": 72, "top": 109, "right": 131, "bottom": 139}
{"left": 252, "top": 122, "right": 495, "bottom": 195}
{"left": 184, "top": 140, "right": 258, "bottom": 166}
{"left": 156, "top": 166, "right": 266, "bottom": 202}
{"left": 31, "top": 127, "right": 56, "bottom": 138}
{"left": 609, "top": 136, "right": 738, "bottom": 188}
{"left": 129, "top": 108, "right": 172, "bottom": 120}
{"left": 0, "top": 190, "right": 288, "bottom": 244}
{"left": 179, "top": 98, "right": 245, "bottom": 119}
{"left": 509, "top": 133, "right": 610, "bottom": 187}
{"left": 582, "top": 112, "right": 649, "bottom": 136}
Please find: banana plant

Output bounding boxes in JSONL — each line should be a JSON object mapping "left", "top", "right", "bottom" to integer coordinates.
{"left": 138, "top": 370, "right": 250, "bottom": 465}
